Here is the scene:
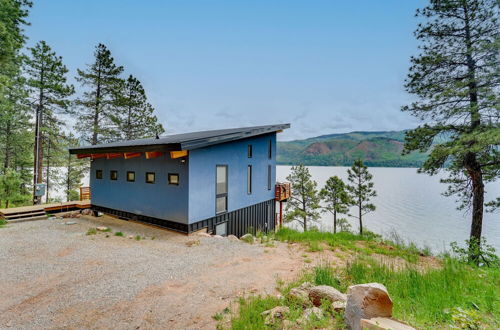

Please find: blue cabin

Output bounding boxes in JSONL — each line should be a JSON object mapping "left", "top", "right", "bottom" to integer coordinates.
{"left": 69, "top": 124, "right": 290, "bottom": 236}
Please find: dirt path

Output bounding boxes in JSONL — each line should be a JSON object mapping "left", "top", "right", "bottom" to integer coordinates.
{"left": 0, "top": 215, "right": 315, "bottom": 329}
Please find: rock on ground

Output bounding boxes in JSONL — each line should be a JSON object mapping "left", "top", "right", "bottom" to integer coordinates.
{"left": 261, "top": 306, "right": 290, "bottom": 325}
{"left": 345, "top": 283, "right": 393, "bottom": 330}
{"left": 308, "top": 285, "right": 346, "bottom": 307}
{"left": 359, "top": 317, "right": 415, "bottom": 330}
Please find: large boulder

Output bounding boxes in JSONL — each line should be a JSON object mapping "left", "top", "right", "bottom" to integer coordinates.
{"left": 345, "top": 283, "right": 393, "bottom": 330}
{"left": 308, "top": 285, "right": 346, "bottom": 307}
{"left": 240, "top": 233, "right": 255, "bottom": 244}
{"left": 260, "top": 306, "right": 289, "bottom": 325}
{"left": 288, "top": 282, "right": 313, "bottom": 304}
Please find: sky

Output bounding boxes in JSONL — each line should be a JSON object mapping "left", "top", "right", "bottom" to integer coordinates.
{"left": 25, "top": 0, "right": 426, "bottom": 141}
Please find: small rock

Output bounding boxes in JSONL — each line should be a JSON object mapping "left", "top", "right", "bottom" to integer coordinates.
{"left": 281, "top": 320, "right": 295, "bottom": 329}
{"left": 261, "top": 306, "right": 289, "bottom": 325}
{"left": 332, "top": 300, "right": 346, "bottom": 312}
{"left": 75, "top": 214, "right": 81, "bottom": 218}
{"left": 227, "top": 235, "right": 239, "bottom": 241}
{"left": 128, "top": 235, "right": 134, "bottom": 239}
{"left": 195, "top": 232, "right": 212, "bottom": 237}
{"left": 359, "top": 317, "right": 415, "bottom": 330}
{"left": 288, "top": 287, "right": 310, "bottom": 303}
{"left": 212, "top": 235, "right": 224, "bottom": 239}
{"left": 240, "top": 233, "right": 254, "bottom": 244}
{"left": 299, "top": 282, "right": 313, "bottom": 290}
{"left": 185, "top": 239, "right": 201, "bottom": 247}
{"left": 308, "top": 285, "right": 346, "bottom": 306}
{"left": 96, "top": 226, "right": 109, "bottom": 231}
{"left": 299, "top": 307, "right": 323, "bottom": 323}
{"left": 64, "top": 221, "right": 77, "bottom": 225}
{"left": 345, "top": 283, "right": 393, "bottom": 330}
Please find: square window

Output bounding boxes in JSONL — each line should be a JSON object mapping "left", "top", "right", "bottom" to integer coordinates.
{"left": 127, "top": 171, "right": 135, "bottom": 182}
{"left": 110, "top": 170, "right": 118, "bottom": 180}
{"left": 96, "top": 170, "right": 103, "bottom": 179}
{"left": 146, "top": 172, "right": 155, "bottom": 184}
{"left": 247, "top": 145, "right": 252, "bottom": 158}
{"left": 168, "top": 173, "right": 179, "bottom": 185}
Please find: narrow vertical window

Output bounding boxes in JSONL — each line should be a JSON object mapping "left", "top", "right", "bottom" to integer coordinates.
{"left": 247, "top": 165, "right": 252, "bottom": 194}
{"left": 127, "top": 171, "right": 135, "bottom": 182}
{"left": 268, "top": 139, "right": 272, "bottom": 159}
{"left": 110, "top": 170, "right": 118, "bottom": 180}
{"left": 247, "top": 145, "right": 252, "bottom": 158}
{"left": 267, "top": 165, "right": 272, "bottom": 190}
{"left": 216, "top": 165, "right": 228, "bottom": 213}
{"left": 96, "top": 170, "right": 103, "bottom": 179}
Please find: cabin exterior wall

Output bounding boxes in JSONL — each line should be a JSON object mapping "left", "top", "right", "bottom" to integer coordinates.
{"left": 188, "top": 133, "right": 276, "bottom": 224}
{"left": 90, "top": 154, "right": 189, "bottom": 223}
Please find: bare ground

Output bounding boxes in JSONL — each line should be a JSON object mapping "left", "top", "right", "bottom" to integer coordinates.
{"left": 0, "top": 215, "right": 332, "bottom": 330}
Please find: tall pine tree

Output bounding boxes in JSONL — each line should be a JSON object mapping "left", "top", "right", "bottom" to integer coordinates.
{"left": 75, "top": 43, "right": 124, "bottom": 145}
{"left": 346, "top": 159, "right": 376, "bottom": 235}
{"left": 25, "top": 40, "right": 74, "bottom": 204}
{"left": 285, "top": 165, "right": 321, "bottom": 231}
{"left": 320, "top": 176, "right": 351, "bottom": 234}
{"left": 402, "top": 0, "right": 499, "bottom": 262}
{"left": 112, "top": 75, "right": 164, "bottom": 140}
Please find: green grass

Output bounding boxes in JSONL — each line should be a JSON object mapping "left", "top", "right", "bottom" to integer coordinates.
{"left": 275, "top": 228, "right": 422, "bottom": 262}
{"left": 86, "top": 228, "right": 97, "bottom": 235}
{"left": 334, "top": 256, "right": 500, "bottom": 328}
{"left": 135, "top": 235, "right": 142, "bottom": 241}
{"left": 114, "top": 231, "right": 124, "bottom": 237}
{"left": 0, "top": 219, "right": 7, "bottom": 228}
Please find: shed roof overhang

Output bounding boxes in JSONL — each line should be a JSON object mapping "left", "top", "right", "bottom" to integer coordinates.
{"left": 68, "top": 124, "right": 290, "bottom": 155}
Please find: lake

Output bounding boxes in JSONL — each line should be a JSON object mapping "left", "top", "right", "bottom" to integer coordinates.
{"left": 277, "top": 166, "right": 500, "bottom": 253}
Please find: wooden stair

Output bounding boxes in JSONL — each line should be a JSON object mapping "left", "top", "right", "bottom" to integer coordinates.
{"left": 3, "top": 210, "right": 48, "bottom": 223}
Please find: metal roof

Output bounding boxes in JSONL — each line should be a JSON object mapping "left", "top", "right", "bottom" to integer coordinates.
{"left": 69, "top": 123, "right": 290, "bottom": 154}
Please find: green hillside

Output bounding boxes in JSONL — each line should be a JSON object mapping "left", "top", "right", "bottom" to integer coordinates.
{"left": 277, "top": 130, "right": 429, "bottom": 167}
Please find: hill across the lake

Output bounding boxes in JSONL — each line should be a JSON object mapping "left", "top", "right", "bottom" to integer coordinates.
{"left": 277, "top": 130, "right": 429, "bottom": 167}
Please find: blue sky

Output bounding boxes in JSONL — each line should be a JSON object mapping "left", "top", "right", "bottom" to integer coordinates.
{"left": 26, "top": 0, "right": 425, "bottom": 140}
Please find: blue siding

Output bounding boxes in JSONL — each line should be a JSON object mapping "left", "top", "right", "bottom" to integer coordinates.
{"left": 90, "top": 153, "right": 189, "bottom": 223}
{"left": 188, "top": 133, "right": 276, "bottom": 223}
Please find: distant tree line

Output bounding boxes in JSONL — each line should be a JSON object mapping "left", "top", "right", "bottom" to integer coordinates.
{"left": 0, "top": 1, "right": 165, "bottom": 207}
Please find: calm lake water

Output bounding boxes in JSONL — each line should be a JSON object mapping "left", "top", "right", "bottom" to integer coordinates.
{"left": 277, "top": 166, "right": 500, "bottom": 253}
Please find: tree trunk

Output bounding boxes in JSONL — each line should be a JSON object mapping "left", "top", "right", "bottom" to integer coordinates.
{"left": 92, "top": 68, "right": 102, "bottom": 145}
{"left": 358, "top": 198, "right": 363, "bottom": 235}
{"left": 333, "top": 209, "right": 337, "bottom": 234}
{"left": 45, "top": 138, "right": 51, "bottom": 202}
{"left": 302, "top": 198, "right": 307, "bottom": 232}
{"left": 465, "top": 153, "right": 484, "bottom": 264}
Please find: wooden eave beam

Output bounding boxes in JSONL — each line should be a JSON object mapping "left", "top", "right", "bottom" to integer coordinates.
{"left": 145, "top": 151, "right": 163, "bottom": 159}
{"left": 77, "top": 154, "right": 91, "bottom": 159}
{"left": 170, "top": 150, "right": 188, "bottom": 159}
{"left": 124, "top": 152, "right": 142, "bottom": 159}
{"left": 107, "top": 153, "right": 123, "bottom": 159}
{"left": 91, "top": 154, "right": 107, "bottom": 160}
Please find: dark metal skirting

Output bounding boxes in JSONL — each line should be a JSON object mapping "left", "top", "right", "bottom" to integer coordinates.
{"left": 92, "top": 199, "right": 275, "bottom": 237}
{"left": 91, "top": 205, "right": 189, "bottom": 233}
{"left": 188, "top": 199, "right": 276, "bottom": 237}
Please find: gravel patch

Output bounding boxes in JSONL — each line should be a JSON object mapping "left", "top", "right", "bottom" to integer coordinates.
{"left": 0, "top": 215, "right": 302, "bottom": 329}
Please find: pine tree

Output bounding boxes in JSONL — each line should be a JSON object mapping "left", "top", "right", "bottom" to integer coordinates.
{"left": 43, "top": 119, "right": 66, "bottom": 202}
{"left": 62, "top": 134, "right": 88, "bottom": 202}
{"left": 285, "top": 165, "right": 321, "bottom": 231}
{"left": 402, "top": 0, "right": 499, "bottom": 262}
{"left": 346, "top": 159, "right": 376, "bottom": 235}
{"left": 0, "top": 168, "right": 28, "bottom": 208}
{"left": 0, "top": 0, "right": 31, "bottom": 89}
{"left": 25, "top": 40, "right": 74, "bottom": 204}
{"left": 112, "top": 75, "right": 164, "bottom": 140}
{"left": 75, "top": 43, "right": 124, "bottom": 145}
{"left": 320, "top": 176, "right": 351, "bottom": 234}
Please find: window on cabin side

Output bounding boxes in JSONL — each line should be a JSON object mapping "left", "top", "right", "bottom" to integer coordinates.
{"left": 127, "top": 171, "right": 135, "bottom": 182}
{"left": 267, "top": 165, "right": 272, "bottom": 190}
{"left": 247, "top": 145, "right": 252, "bottom": 158}
{"left": 168, "top": 173, "right": 179, "bottom": 185}
{"left": 110, "top": 170, "right": 118, "bottom": 180}
{"left": 96, "top": 170, "right": 103, "bottom": 179}
{"left": 146, "top": 172, "right": 155, "bottom": 184}
{"left": 268, "top": 140, "right": 272, "bottom": 159}
{"left": 247, "top": 165, "right": 252, "bottom": 194}
{"left": 216, "top": 165, "right": 228, "bottom": 213}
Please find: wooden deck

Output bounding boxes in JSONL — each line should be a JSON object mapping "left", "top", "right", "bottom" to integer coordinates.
{"left": 0, "top": 200, "right": 91, "bottom": 221}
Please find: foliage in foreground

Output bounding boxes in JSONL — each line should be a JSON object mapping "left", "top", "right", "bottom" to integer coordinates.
{"left": 226, "top": 255, "right": 499, "bottom": 329}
